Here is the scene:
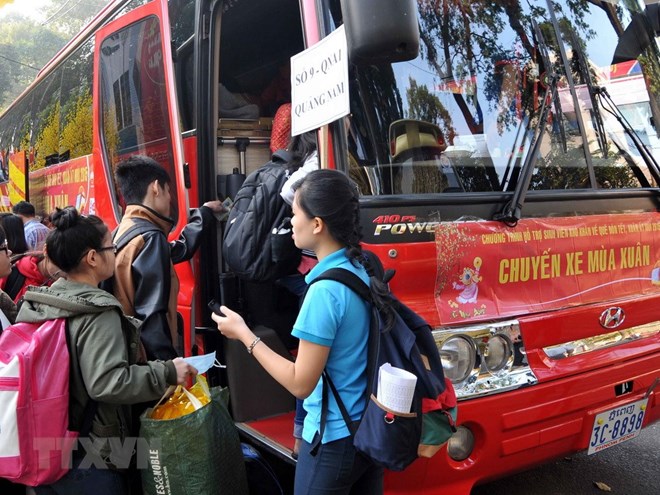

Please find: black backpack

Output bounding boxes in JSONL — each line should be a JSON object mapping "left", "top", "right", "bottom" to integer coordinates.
{"left": 308, "top": 259, "right": 458, "bottom": 471}
{"left": 3, "top": 265, "right": 26, "bottom": 302}
{"left": 222, "top": 150, "right": 301, "bottom": 282}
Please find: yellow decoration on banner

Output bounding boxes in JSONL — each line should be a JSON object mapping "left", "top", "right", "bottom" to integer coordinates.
{"left": 8, "top": 152, "right": 26, "bottom": 205}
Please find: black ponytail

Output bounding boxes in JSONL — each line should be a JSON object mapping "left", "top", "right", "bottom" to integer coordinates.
{"left": 360, "top": 252, "right": 397, "bottom": 331}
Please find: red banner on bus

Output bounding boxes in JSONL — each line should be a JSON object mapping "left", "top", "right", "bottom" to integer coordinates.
{"left": 29, "top": 157, "right": 92, "bottom": 216}
{"left": 435, "top": 213, "right": 660, "bottom": 324}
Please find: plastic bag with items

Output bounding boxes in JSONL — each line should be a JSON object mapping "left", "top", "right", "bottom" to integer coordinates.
{"left": 149, "top": 375, "right": 211, "bottom": 420}
{"left": 140, "top": 376, "right": 248, "bottom": 495}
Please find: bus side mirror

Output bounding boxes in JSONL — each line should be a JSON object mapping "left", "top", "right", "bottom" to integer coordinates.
{"left": 340, "top": 0, "right": 419, "bottom": 65}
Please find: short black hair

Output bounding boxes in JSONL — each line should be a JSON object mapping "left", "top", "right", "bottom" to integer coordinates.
{"left": 114, "top": 155, "right": 171, "bottom": 204}
{"left": 12, "top": 201, "right": 36, "bottom": 217}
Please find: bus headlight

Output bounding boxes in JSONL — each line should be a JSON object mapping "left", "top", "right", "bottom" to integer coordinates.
{"left": 483, "top": 333, "right": 513, "bottom": 373}
{"left": 447, "top": 425, "right": 474, "bottom": 461}
{"left": 439, "top": 335, "right": 476, "bottom": 383}
{"left": 434, "top": 320, "right": 538, "bottom": 399}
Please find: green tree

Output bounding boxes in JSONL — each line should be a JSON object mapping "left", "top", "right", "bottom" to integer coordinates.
{"left": 34, "top": 100, "right": 60, "bottom": 170}
{"left": 0, "top": 0, "right": 109, "bottom": 109}
{"left": 60, "top": 90, "right": 93, "bottom": 158}
{"left": 0, "top": 11, "right": 66, "bottom": 108}
{"left": 406, "top": 77, "right": 455, "bottom": 143}
{"left": 42, "top": 0, "right": 110, "bottom": 37}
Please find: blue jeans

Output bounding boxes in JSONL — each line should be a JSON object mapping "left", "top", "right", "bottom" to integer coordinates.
{"left": 34, "top": 452, "right": 128, "bottom": 495}
{"left": 294, "top": 398, "right": 306, "bottom": 439}
{"left": 294, "top": 435, "right": 383, "bottom": 495}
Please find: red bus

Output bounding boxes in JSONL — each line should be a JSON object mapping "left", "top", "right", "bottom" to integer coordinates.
{"left": 0, "top": 0, "right": 658, "bottom": 493}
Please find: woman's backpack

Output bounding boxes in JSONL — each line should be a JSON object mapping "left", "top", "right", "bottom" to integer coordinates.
{"left": 308, "top": 263, "right": 458, "bottom": 471}
{"left": 222, "top": 150, "right": 301, "bottom": 282}
{"left": 0, "top": 318, "right": 94, "bottom": 485}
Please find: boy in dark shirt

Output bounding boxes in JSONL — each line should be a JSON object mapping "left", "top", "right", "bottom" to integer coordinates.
{"left": 109, "top": 155, "right": 223, "bottom": 359}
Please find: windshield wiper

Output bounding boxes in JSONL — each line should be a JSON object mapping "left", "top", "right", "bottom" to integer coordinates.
{"left": 495, "top": 20, "right": 560, "bottom": 224}
{"left": 593, "top": 86, "right": 660, "bottom": 186}
{"left": 570, "top": 29, "right": 607, "bottom": 158}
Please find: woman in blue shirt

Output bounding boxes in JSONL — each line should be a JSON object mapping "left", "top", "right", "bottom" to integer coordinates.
{"left": 213, "top": 169, "right": 383, "bottom": 494}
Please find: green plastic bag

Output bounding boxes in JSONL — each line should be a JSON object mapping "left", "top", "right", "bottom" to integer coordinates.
{"left": 140, "top": 386, "right": 248, "bottom": 495}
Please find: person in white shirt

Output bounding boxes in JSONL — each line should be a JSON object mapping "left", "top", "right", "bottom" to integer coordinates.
{"left": 12, "top": 201, "right": 50, "bottom": 251}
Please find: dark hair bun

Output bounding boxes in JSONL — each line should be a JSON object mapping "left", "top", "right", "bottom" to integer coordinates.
{"left": 51, "top": 206, "right": 80, "bottom": 231}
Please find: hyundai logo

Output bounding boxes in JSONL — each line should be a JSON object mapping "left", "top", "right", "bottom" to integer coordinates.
{"left": 599, "top": 307, "right": 625, "bottom": 329}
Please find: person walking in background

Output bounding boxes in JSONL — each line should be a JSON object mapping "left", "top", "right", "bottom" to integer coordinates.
{"left": 1, "top": 213, "right": 29, "bottom": 258}
{"left": 12, "top": 201, "right": 50, "bottom": 251}
{"left": 15, "top": 207, "right": 196, "bottom": 495}
{"left": 213, "top": 169, "right": 383, "bottom": 495}
{"left": 107, "top": 155, "right": 224, "bottom": 360}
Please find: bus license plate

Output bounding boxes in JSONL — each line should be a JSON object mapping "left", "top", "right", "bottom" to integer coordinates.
{"left": 588, "top": 398, "right": 648, "bottom": 455}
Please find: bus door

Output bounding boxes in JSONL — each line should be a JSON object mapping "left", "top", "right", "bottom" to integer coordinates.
{"left": 92, "top": 0, "right": 194, "bottom": 355}
{"left": 194, "top": 0, "right": 310, "bottom": 456}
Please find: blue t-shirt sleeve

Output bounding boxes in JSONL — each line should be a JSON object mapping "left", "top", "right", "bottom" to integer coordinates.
{"left": 291, "top": 282, "right": 344, "bottom": 347}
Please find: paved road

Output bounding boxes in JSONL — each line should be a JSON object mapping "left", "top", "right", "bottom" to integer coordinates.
{"left": 472, "top": 422, "right": 658, "bottom": 495}
{"left": 263, "top": 422, "right": 658, "bottom": 494}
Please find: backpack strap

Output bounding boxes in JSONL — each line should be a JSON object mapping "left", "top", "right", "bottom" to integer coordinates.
{"left": 62, "top": 319, "right": 97, "bottom": 436}
{"left": 271, "top": 149, "right": 293, "bottom": 165}
{"left": 310, "top": 268, "right": 371, "bottom": 300}
{"left": 306, "top": 268, "right": 379, "bottom": 455}
{"left": 100, "top": 219, "right": 162, "bottom": 294}
{"left": 4, "top": 266, "right": 26, "bottom": 301}
{"left": 113, "top": 218, "right": 162, "bottom": 251}
{"left": 310, "top": 268, "right": 378, "bottom": 399}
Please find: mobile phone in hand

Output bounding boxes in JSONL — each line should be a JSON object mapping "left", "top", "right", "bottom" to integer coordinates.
{"left": 208, "top": 299, "right": 224, "bottom": 316}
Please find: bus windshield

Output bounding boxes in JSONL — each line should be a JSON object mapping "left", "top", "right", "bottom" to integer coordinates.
{"left": 330, "top": 0, "right": 660, "bottom": 197}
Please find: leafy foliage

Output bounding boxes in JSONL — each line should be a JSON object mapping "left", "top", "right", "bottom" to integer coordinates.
{"left": 0, "top": 12, "right": 66, "bottom": 111}
{"left": 33, "top": 100, "right": 60, "bottom": 169}
{"left": 0, "top": 1, "right": 108, "bottom": 111}
{"left": 60, "top": 90, "right": 93, "bottom": 159}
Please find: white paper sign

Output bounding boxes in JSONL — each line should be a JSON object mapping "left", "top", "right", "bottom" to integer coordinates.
{"left": 377, "top": 363, "right": 417, "bottom": 414}
{"left": 290, "top": 25, "right": 350, "bottom": 136}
